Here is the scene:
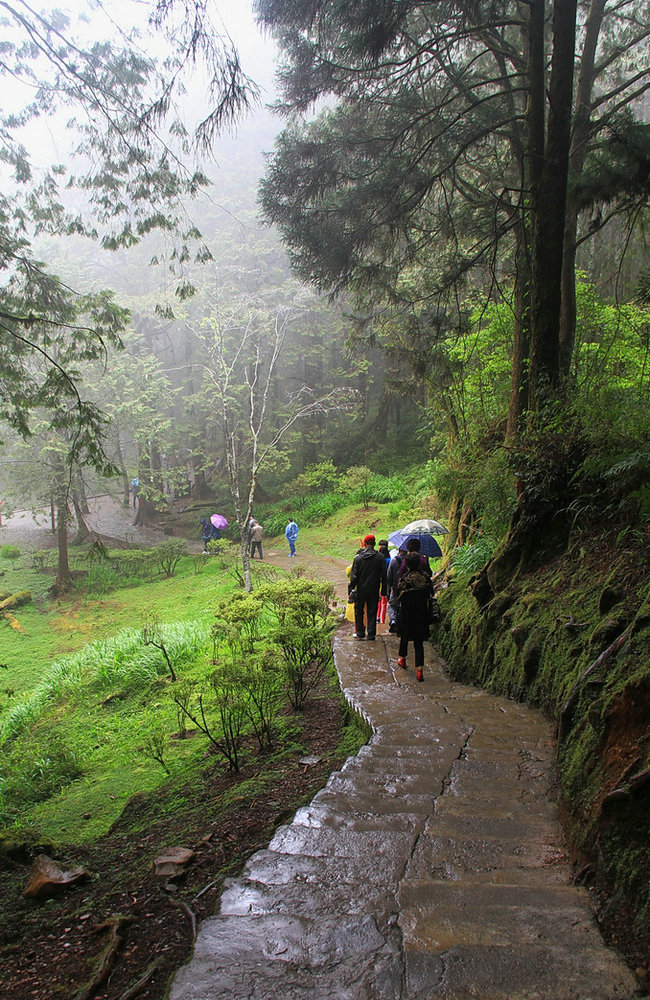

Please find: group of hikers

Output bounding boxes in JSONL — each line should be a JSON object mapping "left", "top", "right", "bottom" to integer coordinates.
{"left": 246, "top": 517, "right": 299, "bottom": 559}
{"left": 201, "top": 515, "right": 299, "bottom": 560}
{"left": 200, "top": 515, "right": 437, "bottom": 681}
{"left": 348, "top": 533, "right": 438, "bottom": 683}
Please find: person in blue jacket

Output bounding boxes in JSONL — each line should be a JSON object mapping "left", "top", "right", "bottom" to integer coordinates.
{"left": 285, "top": 517, "right": 298, "bottom": 557}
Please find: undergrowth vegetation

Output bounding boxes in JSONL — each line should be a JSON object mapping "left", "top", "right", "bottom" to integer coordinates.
{"left": 0, "top": 549, "right": 348, "bottom": 846}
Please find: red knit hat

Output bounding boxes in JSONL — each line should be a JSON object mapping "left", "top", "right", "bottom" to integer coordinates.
{"left": 363, "top": 534, "right": 375, "bottom": 545}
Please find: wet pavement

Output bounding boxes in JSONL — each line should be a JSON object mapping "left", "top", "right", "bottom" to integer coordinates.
{"left": 168, "top": 554, "right": 638, "bottom": 1000}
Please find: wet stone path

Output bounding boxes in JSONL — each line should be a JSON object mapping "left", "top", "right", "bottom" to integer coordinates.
{"left": 169, "top": 612, "right": 637, "bottom": 998}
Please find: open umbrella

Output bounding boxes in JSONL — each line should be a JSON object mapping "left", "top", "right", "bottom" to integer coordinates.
{"left": 387, "top": 529, "right": 442, "bottom": 559}
{"left": 388, "top": 517, "right": 447, "bottom": 558}
{"left": 401, "top": 518, "right": 448, "bottom": 535}
{"left": 210, "top": 514, "right": 228, "bottom": 530}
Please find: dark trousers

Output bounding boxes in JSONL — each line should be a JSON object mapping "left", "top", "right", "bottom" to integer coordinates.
{"left": 398, "top": 637, "right": 424, "bottom": 667}
{"left": 355, "top": 592, "right": 380, "bottom": 638}
{"left": 251, "top": 540, "right": 263, "bottom": 559}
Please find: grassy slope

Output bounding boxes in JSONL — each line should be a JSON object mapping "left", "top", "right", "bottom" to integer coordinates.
{"left": 0, "top": 516, "right": 387, "bottom": 845}
{"left": 0, "top": 554, "right": 249, "bottom": 842}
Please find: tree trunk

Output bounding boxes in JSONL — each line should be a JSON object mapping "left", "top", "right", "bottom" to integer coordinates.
{"left": 192, "top": 467, "right": 213, "bottom": 500}
{"left": 528, "top": 0, "right": 578, "bottom": 406}
{"left": 559, "top": 0, "right": 606, "bottom": 374}
{"left": 71, "top": 490, "right": 91, "bottom": 544}
{"left": 133, "top": 496, "right": 159, "bottom": 527}
{"left": 241, "top": 529, "right": 252, "bottom": 592}
{"left": 115, "top": 435, "right": 131, "bottom": 506}
{"left": 506, "top": 226, "right": 532, "bottom": 441}
{"left": 55, "top": 492, "right": 71, "bottom": 592}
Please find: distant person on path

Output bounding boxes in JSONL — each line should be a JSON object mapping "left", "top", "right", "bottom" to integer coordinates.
{"left": 130, "top": 477, "right": 140, "bottom": 507}
{"left": 387, "top": 545, "right": 406, "bottom": 633}
{"left": 395, "top": 551, "right": 435, "bottom": 682}
{"left": 349, "top": 534, "right": 387, "bottom": 641}
{"left": 250, "top": 520, "right": 264, "bottom": 559}
{"left": 210, "top": 520, "right": 222, "bottom": 542}
{"left": 200, "top": 517, "right": 212, "bottom": 552}
{"left": 247, "top": 515, "right": 256, "bottom": 554}
{"left": 285, "top": 518, "right": 298, "bottom": 557}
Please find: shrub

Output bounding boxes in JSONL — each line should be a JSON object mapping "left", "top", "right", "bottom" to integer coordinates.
{"left": 341, "top": 465, "right": 373, "bottom": 508}
{"left": 153, "top": 539, "right": 188, "bottom": 578}
{"left": 0, "top": 734, "right": 83, "bottom": 813}
{"left": 259, "top": 578, "right": 337, "bottom": 709}
{"left": 368, "top": 474, "right": 406, "bottom": 503}
{"left": 0, "top": 545, "right": 20, "bottom": 560}
{"left": 170, "top": 669, "right": 248, "bottom": 772}
{"left": 81, "top": 563, "right": 118, "bottom": 595}
{"left": 31, "top": 550, "right": 55, "bottom": 572}
{"left": 451, "top": 535, "right": 497, "bottom": 575}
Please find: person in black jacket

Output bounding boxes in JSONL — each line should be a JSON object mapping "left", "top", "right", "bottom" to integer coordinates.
{"left": 395, "top": 551, "right": 435, "bottom": 681}
{"left": 349, "top": 534, "right": 387, "bottom": 641}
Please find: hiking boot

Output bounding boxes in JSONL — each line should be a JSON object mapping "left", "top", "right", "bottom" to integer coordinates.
{"left": 416, "top": 667, "right": 424, "bottom": 682}
{"left": 397, "top": 656, "right": 406, "bottom": 669}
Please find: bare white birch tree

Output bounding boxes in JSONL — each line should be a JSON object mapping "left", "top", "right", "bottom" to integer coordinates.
{"left": 187, "top": 288, "right": 354, "bottom": 589}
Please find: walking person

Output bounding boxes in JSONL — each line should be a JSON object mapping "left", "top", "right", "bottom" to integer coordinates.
{"left": 200, "top": 517, "right": 212, "bottom": 552}
{"left": 285, "top": 517, "right": 298, "bottom": 557}
{"left": 250, "top": 519, "right": 264, "bottom": 559}
{"left": 387, "top": 545, "right": 406, "bottom": 632}
{"left": 396, "top": 536, "right": 433, "bottom": 582}
{"left": 395, "top": 551, "right": 435, "bottom": 681}
{"left": 349, "top": 534, "right": 387, "bottom": 641}
{"left": 246, "top": 515, "right": 256, "bottom": 554}
{"left": 377, "top": 539, "right": 391, "bottom": 624}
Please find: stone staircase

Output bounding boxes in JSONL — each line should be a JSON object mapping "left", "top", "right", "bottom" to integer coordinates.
{"left": 167, "top": 633, "right": 638, "bottom": 1000}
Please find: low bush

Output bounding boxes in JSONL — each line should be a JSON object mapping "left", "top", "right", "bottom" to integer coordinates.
{"left": 0, "top": 734, "right": 83, "bottom": 816}
{"left": 0, "top": 545, "right": 20, "bottom": 560}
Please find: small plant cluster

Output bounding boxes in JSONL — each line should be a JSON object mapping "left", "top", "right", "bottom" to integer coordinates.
{"left": 29, "top": 542, "right": 193, "bottom": 595}
{"left": 164, "top": 578, "right": 337, "bottom": 772}
{"left": 0, "top": 545, "right": 21, "bottom": 561}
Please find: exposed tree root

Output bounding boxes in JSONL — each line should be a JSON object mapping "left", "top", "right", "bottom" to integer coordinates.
{"left": 115, "top": 956, "right": 164, "bottom": 1000}
{"left": 73, "top": 914, "right": 133, "bottom": 1000}
{"left": 168, "top": 897, "right": 197, "bottom": 941}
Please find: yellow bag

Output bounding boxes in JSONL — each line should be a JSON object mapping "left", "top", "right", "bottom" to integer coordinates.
{"left": 345, "top": 600, "right": 355, "bottom": 623}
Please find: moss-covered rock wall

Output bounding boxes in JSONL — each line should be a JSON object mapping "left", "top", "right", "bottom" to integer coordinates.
{"left": 435, "top": 542, "right": 650, "bottom": 967}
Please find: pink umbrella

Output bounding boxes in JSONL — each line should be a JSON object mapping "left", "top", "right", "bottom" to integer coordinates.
{"left": 210, "top": 514, "right": 228, "bottom": 530}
